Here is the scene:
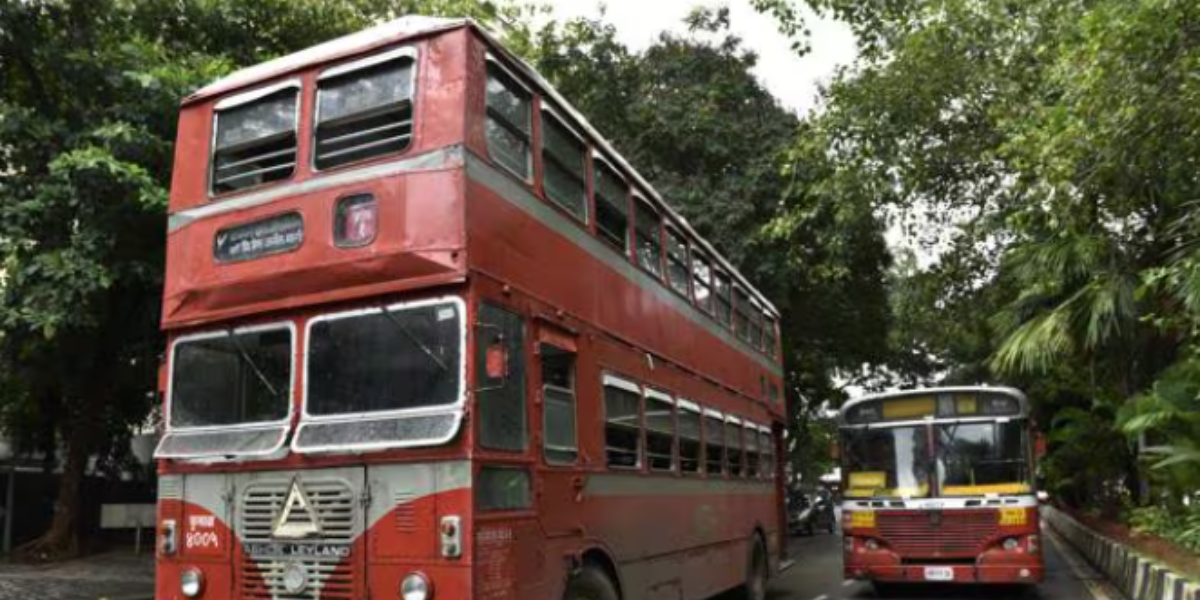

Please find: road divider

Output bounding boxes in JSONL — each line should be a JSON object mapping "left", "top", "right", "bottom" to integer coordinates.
{"left": 1045, "top": 506, "right": 1200, "bottom": 600}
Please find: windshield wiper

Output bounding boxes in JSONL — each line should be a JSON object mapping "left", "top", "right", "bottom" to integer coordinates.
{"left": 379, "top": 307, "right": 448, "bottom": 373}
{"left": 227, "top": 330, "right": 281, "bottom": 399}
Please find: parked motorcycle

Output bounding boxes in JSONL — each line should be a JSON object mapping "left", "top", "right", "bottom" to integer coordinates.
{"left": 787, "top": 490, "right": 836, "bottom": 536}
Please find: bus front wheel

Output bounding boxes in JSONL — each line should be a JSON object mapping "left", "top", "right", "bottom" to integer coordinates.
{"left": 563, "top": 566, "right": 619, "bottom": 600}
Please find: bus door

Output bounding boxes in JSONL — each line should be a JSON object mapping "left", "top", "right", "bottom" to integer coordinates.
{"left": 474, "top": 303, "right": 545, "bottom": 600}
{"left": 534, "top": 324, "right": 584, "bottom": 539}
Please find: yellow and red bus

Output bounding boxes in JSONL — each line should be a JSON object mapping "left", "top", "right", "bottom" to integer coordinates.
{"left": 153, "top": 16, "right": 787, "bottom": 600}
{"left": 838, "top": 387, "right": 1043, "bottom": 592}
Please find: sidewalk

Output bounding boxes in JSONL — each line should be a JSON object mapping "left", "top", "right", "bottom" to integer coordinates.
{"left": 0, "top": 550, "right": 153, "bottom": 600}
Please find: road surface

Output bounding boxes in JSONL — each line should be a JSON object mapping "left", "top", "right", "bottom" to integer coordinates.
{"left": 713, "top": 526, "right": 1123, "bottom": 600}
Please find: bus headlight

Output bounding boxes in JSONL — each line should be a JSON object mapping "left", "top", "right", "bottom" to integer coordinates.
{"left": 1003, "top": 537, "right": 1020, "bottom": 551}
{"left": 864, "top": 538, "right": 880, "bottom": 551}
{"left": 181, "top": 567, "right": 205, "bottom": 597}
{"left": 401, "top": 572, "right": 431, "bottom": 600}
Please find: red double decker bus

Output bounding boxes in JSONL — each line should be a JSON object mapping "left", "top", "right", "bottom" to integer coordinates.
{"left": 838, "top": 387, "right": 1044, "bottom": 592}
{"left": 153, "top": 16, "right": 787, "bottom": 600}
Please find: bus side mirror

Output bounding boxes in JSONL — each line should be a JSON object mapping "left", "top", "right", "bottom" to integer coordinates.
{"left": 1035, "top": 433, "right": 1048, "bottom": 458}
{"left": 485, "top": 340, "right": 509, "bottom": 379}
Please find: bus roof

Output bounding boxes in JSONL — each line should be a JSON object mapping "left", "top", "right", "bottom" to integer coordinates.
{"left": 184, "top": 16, "right": 780, "bottom": 318}
{"left": 837, "top": 386, "right": 1029, "bottom": 426}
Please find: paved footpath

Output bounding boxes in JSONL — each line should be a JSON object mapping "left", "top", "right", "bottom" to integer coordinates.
{"left": 0, "top": 550, "right": 153, "bottom": 600}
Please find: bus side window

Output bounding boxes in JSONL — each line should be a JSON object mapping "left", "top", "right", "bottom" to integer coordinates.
{"left": 744, "top": 423, "right": 760, "bottom": 477}
{"left": 726, "top": 419, "right": 744, "bottom": 477}
{"left": 603, "top": 376, "right": 642, "bottom": 469}
{"left": 541, "top": 344, "right": 578, "bottom": 465}
{"left": 678, "top": 404, "right": 702, "bottom": 474}
{"left": 645, "top": 391, "right": 676, "bottom": 472}
{"left": 705, "top": 412, "right": 726, "bottom": 476}
{"left": 476, "top": 303, "right": 527, "bottom": 451}
{"left": 760, "top": 429, "right": 775, "bottom": 479}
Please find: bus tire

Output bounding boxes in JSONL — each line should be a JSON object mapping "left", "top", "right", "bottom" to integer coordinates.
{"left": 563, "top": 566, "right": 619, "bottom": 600}
{"left": 741, "top": 537, "right": 767, "bottom": 600}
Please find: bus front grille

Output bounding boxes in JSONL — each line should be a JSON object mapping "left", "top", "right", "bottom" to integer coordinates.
{"left": 876, "top": 510, "right": 999, "bottom": 557}
{"left": 240, "top": 559, "right": 354, "bottom": 600}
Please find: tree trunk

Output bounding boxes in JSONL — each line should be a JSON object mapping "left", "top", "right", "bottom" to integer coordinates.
{"left": 19, "top": 416, "right": 91, "bottom": 560}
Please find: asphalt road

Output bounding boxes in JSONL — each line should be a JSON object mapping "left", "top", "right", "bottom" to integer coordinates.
{"left": 715, "top": 527, "right": 1123, "bottom": 600}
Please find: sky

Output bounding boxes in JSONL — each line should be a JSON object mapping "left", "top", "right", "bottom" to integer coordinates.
{"left": 538, "top": 0, "right": 858, "bottom": 115}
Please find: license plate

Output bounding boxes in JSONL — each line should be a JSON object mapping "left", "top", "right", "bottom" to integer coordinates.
{"left": 923, "top": 567, "right": 954, "bottom": 581}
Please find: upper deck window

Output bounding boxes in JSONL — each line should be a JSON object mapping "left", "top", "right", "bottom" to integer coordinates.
{"left": 734, "top": 287, "right": 752, "bottom": 343}
{"left": 593, "top": 161, "right": 629, "bottom": 252}
{"left": 714, "top": 271, "right": 733, "bottom": 328}
{"left": 692, "top": 251, "right": 713, "bottom": 314}
{"left": 541, "top": 110, "right": 588, "bottom": 222}
{"left": 764, "top": 315, "right": 778, "bottom": 358}
{"left": 314, "top": 49, "right": 416, "bottom": 170}
{"left": 634, "top": 198, "right": 663, "bottom": 277}
{"left": 211, "top": 84, "right": 299, "bottom": 195}
{"left": 486, "top": 61, "right": 532, "bottom": 179}
{"left": 665, "top": 228, "right": 690, "bottom": 296}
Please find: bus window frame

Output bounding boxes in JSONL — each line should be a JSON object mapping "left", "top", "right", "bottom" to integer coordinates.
{"left": 677, "top": 399, "right": 703, "bottom": 475}
{"left": 602, "top": 372, "right": 643, "bottom": 471}
{"left": 703, "top": 407, "right": 726, "bottom": 477}
{"left": 293, "top": 295, "right": 469, "bottom": 454}
{"left": 208, "top": 78, "right": 302, "bottom": 199}
{"left": 643, "top": 388, "right": 677, "bottom": 473}
{"left": 311, "top": 45, "right": 420, "bottom": 173}
{"left": 157, "top": 320, "right": 297, "bottom": 459}
{"left": 484, "top": 55, "right": 535, "bottom": 183}
{"left": 539, "top": 105, "right": 590, "bottom": 225}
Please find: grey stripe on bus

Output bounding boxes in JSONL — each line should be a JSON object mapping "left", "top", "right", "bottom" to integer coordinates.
{"left": 465, "top": 152, "right": 784, "bottom": 377}
{"left": 167, "top": 145, "right": 466, "bottom": 232}
{"left": 582, "top": 472, "right": 775, "bottom": 497}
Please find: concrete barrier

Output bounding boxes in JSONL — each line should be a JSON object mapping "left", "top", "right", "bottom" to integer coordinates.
{"left": 1044, "top": 506, "right": 1200, "bottom": 600}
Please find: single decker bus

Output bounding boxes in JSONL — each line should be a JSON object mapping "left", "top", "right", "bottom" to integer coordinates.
{"left": 838, "top": 387, "right": 1043, "bottom": 592}
{"left": 153, "top": 16, "right": 788, "bottom": 600}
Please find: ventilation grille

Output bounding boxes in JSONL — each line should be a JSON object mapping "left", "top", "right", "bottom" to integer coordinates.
{"left": 238, "top": 479, "right": 356, "bottom": 543}
{"left": 393, "top": 490, "right": 416, "bottom": 532}
{"left": 158, "top": 475, "right": 182, "bottom": 500}
{"left": 315, "top": 101, "right": 413, "bottom": 170}
{"left": 240, "top": 559, "right": 354, "bottom": 600}
{"left": 212, "top": 132, "right": 297, "bottom": 194}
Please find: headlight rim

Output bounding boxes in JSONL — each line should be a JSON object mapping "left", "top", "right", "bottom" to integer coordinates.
{"left": 401, "top": 571, "right": 432, "bottom": 600}
{"left": 180, "top": 566, "right": 205, "bottom": 598}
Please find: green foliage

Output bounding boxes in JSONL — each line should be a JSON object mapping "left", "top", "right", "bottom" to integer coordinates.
{"left": 1128, "top": 505, "right": 1200, "bottom": 554}
{"left": 754, "top": 0, "right": 1200, "bottom": 510}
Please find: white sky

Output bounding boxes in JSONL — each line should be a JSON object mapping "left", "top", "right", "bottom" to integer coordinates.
{"left": 538, "top": 0, "right": 857, "bottom": 115}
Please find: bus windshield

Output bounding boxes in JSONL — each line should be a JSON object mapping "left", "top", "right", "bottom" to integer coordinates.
{"left": 169, "top": 327, "right": 292, "bottom": 428}
{"left": 306, "top": 300, "right": 462, "bottom": 416}
{"left": 936, "top": 420, "right": 1031, "bottom": 496}
{"left": 843, "top": 426, "right": 932, "bottom": 498}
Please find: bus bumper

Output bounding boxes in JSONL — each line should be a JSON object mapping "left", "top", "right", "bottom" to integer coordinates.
{"left": 844, "top": 563, "right": 1045, "bottom": 584}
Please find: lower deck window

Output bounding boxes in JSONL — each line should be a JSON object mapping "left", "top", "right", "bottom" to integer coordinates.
{"left": 645, "top": 393, "right": 675, "bottom": 472}
{"left": 679, "top": 408, "right": 702, "bottom": 473}
{"left": 725, "top": 421, "right": 744, "bottom": 476}
{"left": 604, "top": 380, "right": 641, "bottom": 468}
{"left": 477, "top": 467, "right": 531, "bottom": 511}
{"left": 744, "top": 426, "right": 760, "bottom": 477}
{"left": 705, "top": 415, "right": 726, "bottom": 475}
